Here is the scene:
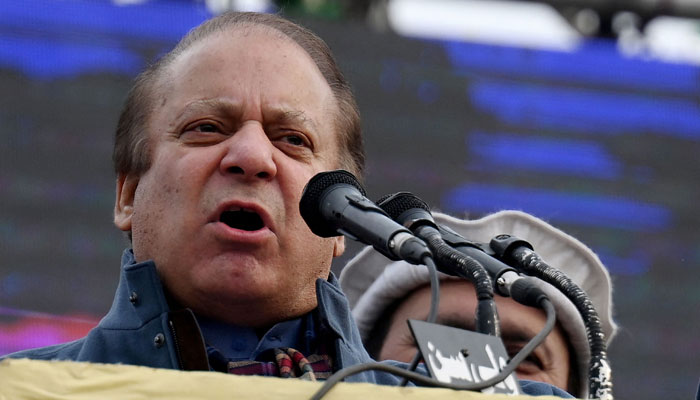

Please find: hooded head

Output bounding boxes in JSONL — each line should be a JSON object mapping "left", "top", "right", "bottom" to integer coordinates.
{"left": 339, "top": 210, "right": 617, "bottom": 398}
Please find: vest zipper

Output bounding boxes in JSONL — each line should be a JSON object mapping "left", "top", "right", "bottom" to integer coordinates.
{"left": 169, "top": 319, "right": 185, "bottom": 370}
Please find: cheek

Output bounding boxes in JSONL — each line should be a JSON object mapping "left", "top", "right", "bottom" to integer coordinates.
{"left": 546, "top": 350, "right": 571, "bottom": 390}
{"left": 129, "top": 163, "right": 192, "bottom": 260}
{"left": 279, "top": 166, "right": 319, "bottom": 228}
{"left": 378, "top": 324, "right": 418, "bottom": 362}
{"left": 133, "top": 173, "right": 179, "bottom": 222}
{"left": 514, "top": 353, "right": 570, "bottom": 391}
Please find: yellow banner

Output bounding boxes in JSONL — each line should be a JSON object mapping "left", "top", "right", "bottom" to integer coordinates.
{"left": 0, "top": 358, "right": 566, "bottom": 400}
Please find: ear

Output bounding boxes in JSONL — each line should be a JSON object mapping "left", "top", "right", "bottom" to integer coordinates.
{"left": 114, "top": 173, "right": 139, "bottom": 232}
{"left": 332, "top": 235, "right": 345, "bottom": 258}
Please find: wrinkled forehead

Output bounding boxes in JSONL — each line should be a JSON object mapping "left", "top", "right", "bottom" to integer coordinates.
{"left": 163, "top": 23, "right": 315, "bottom": 84}
{"left": 151, "top": 24, "right": 336, "bottom": 119}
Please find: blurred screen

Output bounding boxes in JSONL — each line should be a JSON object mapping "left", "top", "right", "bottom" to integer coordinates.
{"left": 1, "top": 1, "right": 698, "bottom": 399}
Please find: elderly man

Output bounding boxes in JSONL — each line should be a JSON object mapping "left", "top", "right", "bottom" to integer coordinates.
{"left": 340, "top": 210, "right": 617, "bottom": 398}
{"left": 6, "top": 11, "right": 367, "bottom": 380}
{"left": 5, "top": 11, "right": 571, "bottom": 396}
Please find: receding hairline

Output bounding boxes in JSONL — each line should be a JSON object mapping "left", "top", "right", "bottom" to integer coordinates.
{"left": 150, "top": 22, "right": 342, "bottom": 146}
{"left": 161, "top": 22, "right": 319, "bottom": 75}
{"left": 156, "top": 23, "right": 320, "bottom": 92}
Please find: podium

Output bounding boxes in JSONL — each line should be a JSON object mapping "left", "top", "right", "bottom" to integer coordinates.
{"left": 0, "top": 358, "right": 564, "bottom": 399}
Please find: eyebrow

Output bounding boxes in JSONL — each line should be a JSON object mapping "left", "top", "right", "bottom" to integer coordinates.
{"left": 435, "top": 314, "right": 476, "bottom": 331}
{"left": 175, "top": 99, "right": 319, "bottom": 132}
{"left": 175, "top": 99, "right": 243, "bottom": 122}
{"left": 498, "top": 321, "right": 558, "bottom": 364}
{"left": 265, "top": 108, "right": 319, "bottom": 133}
{"left": 435, "top": 314, "right": 552, "bottom": 359}
{"left": 436, "top": 314, "right": 536, "bottom": 344}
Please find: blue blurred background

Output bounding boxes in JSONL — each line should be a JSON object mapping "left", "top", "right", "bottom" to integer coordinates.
{"left": 1, "top": 0, "right": 698, "bottom": 398}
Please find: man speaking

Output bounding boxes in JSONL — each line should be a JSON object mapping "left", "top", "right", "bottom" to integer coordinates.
{"left": 3, "top": 11, "right": 570, "bottom": 397}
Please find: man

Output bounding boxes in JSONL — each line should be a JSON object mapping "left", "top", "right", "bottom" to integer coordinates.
{"left": 6, "top": 11, "right": 371, "bottom": 381}
{"left": 340, "top": 210, "right": 618, "bottom": 398}
{"left": 4, "top": 11, "right": 572, "bottom": 396}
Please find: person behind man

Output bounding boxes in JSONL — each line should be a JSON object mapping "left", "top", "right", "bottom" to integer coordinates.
{"left": 339, "top": 210, "right": 618, "bottom": 398}
{"left": 4, "top": 11, "right": 572, "bottom": 396}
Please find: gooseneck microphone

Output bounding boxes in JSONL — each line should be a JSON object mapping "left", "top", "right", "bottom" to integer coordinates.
{"left": 306, "top": 189, "right": 562, "bottom": 400}
{"left": 437, "top": 225, "right": 547, "bottom": 308}
{"left": 490, "top": 234, "right": 613, "bottom": 400}
{"left": 299, "top": 170, "right": 430, "bottom": 265}
{"left": 376, "top": 192, "right": 499, "bottom": 336}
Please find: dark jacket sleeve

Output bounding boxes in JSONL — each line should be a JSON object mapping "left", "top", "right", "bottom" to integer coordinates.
{"left": 520, "top": 380, "right": 575, "bottom": 398}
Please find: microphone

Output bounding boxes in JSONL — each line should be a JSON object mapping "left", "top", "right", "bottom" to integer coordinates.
{"left": 490, "top": 234, "right": 613, "bottom": 400}
{"left": 299, "top": 170, "right": 430, "bottom": 265}
{"left": 375, "top": 193, "right": 558, "bottom": 396}
{"left": 376, "top": 192, "right": 499, "bottom": 336}
{"left": 438, "top": 221, "right": 548, "bottom": 307}
{"left": 377, "top": 192, "right": 546, "bottom": 307}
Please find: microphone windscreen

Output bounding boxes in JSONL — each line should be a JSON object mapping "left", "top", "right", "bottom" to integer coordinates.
{"left": 299, "top": 169, "right": 366, "bottom": 237}
{"left": 377, "top": 192, "right": 431, "bottom": 220}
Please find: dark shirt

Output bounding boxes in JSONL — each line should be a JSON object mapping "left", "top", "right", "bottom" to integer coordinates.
{"left": 196, "top": 315, "right": 308, "bottom": 362}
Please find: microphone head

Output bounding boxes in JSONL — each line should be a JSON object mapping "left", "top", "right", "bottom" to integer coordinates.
{"left": 376, "top": 191, "right": 431, "bottom": 218}
{"left": 300, "top": 169, "right": 366, "bottom": 237}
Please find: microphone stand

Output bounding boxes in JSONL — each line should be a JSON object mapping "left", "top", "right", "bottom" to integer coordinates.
{"left": 490, "top": 234, "right": 614, "bottom": 400}
{"left": 376, "top": 192, "right": 500, "bottom": 337}
{"left": 416, "top": 225, "right": 500, "bottom": 336}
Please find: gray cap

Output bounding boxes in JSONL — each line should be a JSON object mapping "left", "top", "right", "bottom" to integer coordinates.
{"left": 339, "top": 210, "right": 617, "bottom": 399}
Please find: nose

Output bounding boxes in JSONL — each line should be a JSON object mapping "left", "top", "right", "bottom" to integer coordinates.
{"left": 219, "top": 122, "right": 277, "bottom": 180}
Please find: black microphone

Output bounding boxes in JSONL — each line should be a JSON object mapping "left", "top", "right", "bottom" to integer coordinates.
{"left": 376, "top": 192, "right": 500, "bottom": 336}
{"left": 376, "top": 192, "right": 515, "bottom": 287}
{"left": 381, "top": 201, "right": 520, "bottom": 297}
{"left": 299, "top": 170, "right": 430, "bottom": 265}
{"left": 438, "top": 220, "right": 547, "bottom": 307}
{"left": 378, "top": 192, "right": 546, "bottom": 307}
{"left": 490, "top": 234, "right": 613, "bottom": 399}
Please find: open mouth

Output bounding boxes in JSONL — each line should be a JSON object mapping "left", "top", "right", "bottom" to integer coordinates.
{"left": 219, "top": 208, "right": 265, "bottom": 231}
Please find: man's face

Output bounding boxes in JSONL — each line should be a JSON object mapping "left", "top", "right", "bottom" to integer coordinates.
{"left": 114, "top": 26, "right": 345, "bottom": 327}
{"left": 378, "top": 280, "right": 571, "bottom": 392}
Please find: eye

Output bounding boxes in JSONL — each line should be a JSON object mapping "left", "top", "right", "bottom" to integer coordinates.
{"left": 506, "top": 344, "right": 544, "bottom": 372}
{"left": 194, "top": 123, "right": 219, "bottom": 133}
{"left": 281, "top": 134, "right": 306, "bottom": 146}
{"left": 272, "top": 130, "right": 312, "bottom": 151}
{"left": 187, "top": 122, "right": 226, "bottom": 134}
{"left": 179, "top": 121, "right": 228, "bottom": 144}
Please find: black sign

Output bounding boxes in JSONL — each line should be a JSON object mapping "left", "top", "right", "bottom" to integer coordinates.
{"left": 408, "top": 319, "right": 521, "bottom": 395}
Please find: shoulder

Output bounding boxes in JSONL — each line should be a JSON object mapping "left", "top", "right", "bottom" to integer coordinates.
{"left": 1, "top": 338, "right": 85, "bottom": 362}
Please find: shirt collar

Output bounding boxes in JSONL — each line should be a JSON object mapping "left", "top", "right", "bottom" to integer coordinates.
{"left": 196, "top": 314, "right": 311, "bottom": 362}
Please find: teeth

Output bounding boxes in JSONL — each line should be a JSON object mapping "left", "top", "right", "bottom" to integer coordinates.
{"left": 226, "top": 206, "right": 255, "bottom": 213}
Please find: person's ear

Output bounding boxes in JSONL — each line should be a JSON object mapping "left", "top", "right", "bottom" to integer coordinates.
{"left": 114, "top": 173, "right": 139, "bottom": 231}
{"left": 332, "top": 236, "right": 345, "bottom": 257}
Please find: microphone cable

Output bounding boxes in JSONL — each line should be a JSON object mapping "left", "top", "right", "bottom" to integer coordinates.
{"left": 397, "top": 226, "right": 499, "bottom": 386}
{"left": 299, "top": 174, "right": 441, "bottom": 390}
{"left": 309, "top": 293, "right": 556, "bottom": 400}
{"left": 375, "top": 192, "right": 498, "bottom": 386}
{"left": 490, "top": 234, "right": 613, "bottom": 400}
{"left": 377, "top": 193, "right": 499, "bottom": 338}
{"left": 395, "top": 253, "right": 439, "bottom": 386}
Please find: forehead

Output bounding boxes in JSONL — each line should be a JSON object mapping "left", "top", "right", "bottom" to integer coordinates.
{"left": 162, "top": 24, "right": 329, "bottom": 96}
{"left": 146, "top": 24, "right": 341, "bottom": 152}
{"left": 404, "top": 280, "right": 562, "bottom": 339}
{"left": 157, "top": 25, "right": 336, "bottom": 126}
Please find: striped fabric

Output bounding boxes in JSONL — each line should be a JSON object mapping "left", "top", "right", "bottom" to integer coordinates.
{"left": 225, "top": 347, "right": 333, "bottom": 381}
